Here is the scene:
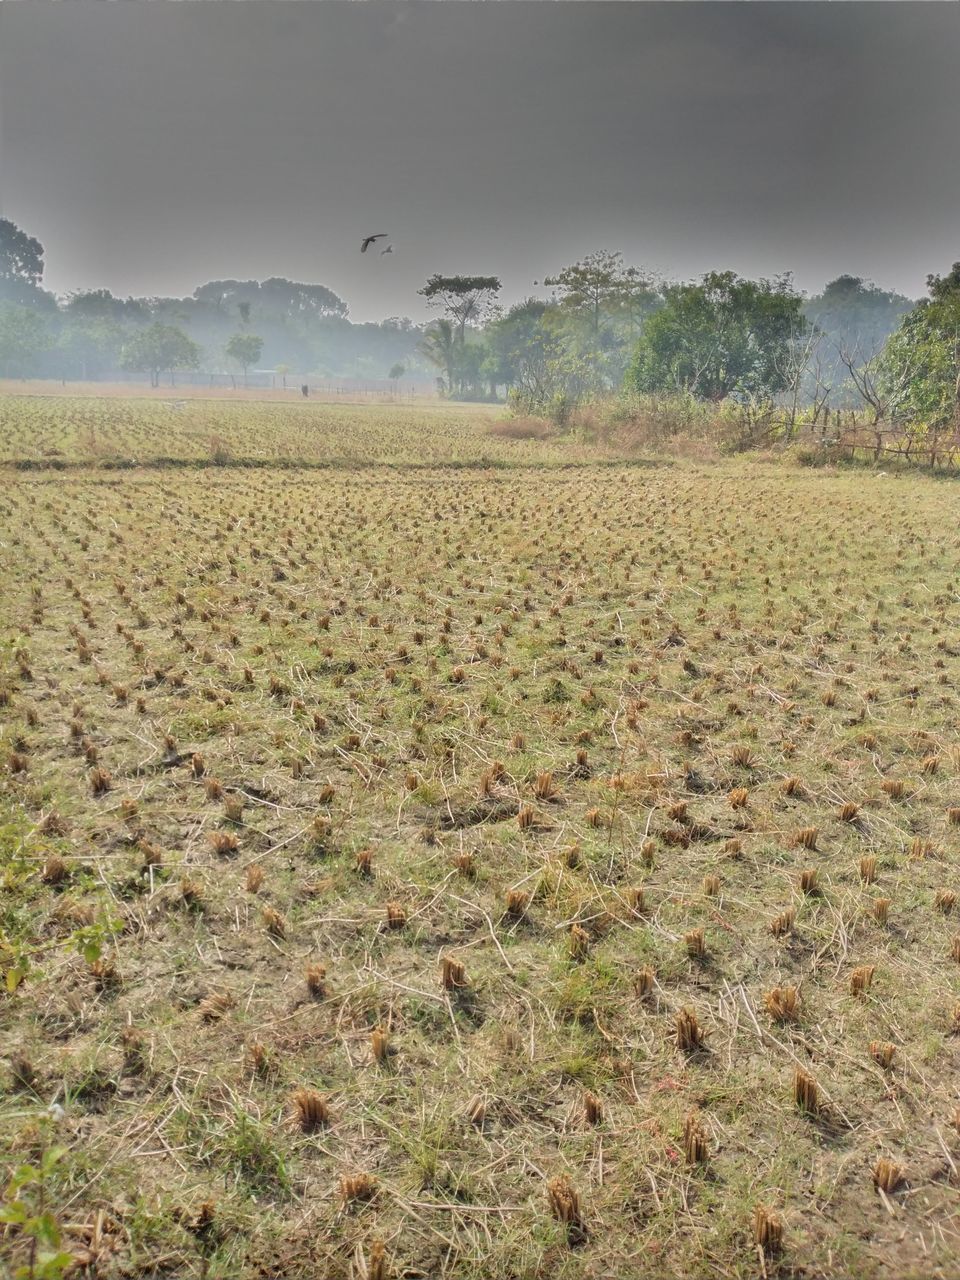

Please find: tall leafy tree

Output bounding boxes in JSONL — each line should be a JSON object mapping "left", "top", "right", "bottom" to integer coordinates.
{"left": 880, "top": 262, "right": 960, "bottom": 431}
{"left": 0, "top": 219, "right": 45, "bottom": 304}
{"left": 419, "top": 275, "right": 501, "bottom": 343}
{"left": 226, "top": 332, "right": 264, "bottom": 386}
{"left": 544, "top": 250, "right": 657, "bottom": 338}
{"left": 418, "top": 319, "right": 457, "bottom": 395}
{"left": 626, "top": 271, "right": 807, "bottom": 402}
{"left": 122, "top": 322, "right": 201, "bottom": 387}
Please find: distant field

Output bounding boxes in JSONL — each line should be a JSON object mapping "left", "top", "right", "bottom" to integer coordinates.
{"left": 0, "top": 393, "right": 620, "bottom": 469}
{"left": 2, "top": 396, "right": 960, "bottom": 1278}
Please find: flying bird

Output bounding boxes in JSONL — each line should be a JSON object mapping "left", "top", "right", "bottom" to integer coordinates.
{"left": 380, "top": 244, "right": 394, "bottom": 255}
{"left": 361, "top": 233, "right": 388, "bottom": 253}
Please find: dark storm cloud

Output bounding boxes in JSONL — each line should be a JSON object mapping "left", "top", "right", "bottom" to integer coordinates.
{"left": 0, "top": 2, "right": 958, "bottom": 318}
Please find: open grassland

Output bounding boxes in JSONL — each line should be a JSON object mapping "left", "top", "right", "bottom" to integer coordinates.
{"left": 0, "top": 394, "right": 617, "bottom": 469}
{"left": 2, "top": 398, "right": 960, "bottom": 1279}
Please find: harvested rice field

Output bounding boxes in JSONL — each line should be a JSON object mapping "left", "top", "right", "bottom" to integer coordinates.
{"left": 2, "top": 395, "right": 960, "bottom": 1279}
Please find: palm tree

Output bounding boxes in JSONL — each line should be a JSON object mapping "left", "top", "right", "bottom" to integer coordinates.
{"left": 419, "top": 319, "right": 457, "bottom": 397}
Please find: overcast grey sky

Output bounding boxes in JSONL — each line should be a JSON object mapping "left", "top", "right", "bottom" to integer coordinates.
{"left": 1, "top": 2, "right": 958, "bottom": 320}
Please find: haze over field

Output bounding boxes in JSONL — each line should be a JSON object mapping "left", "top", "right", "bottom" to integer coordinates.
{"left": 1, "top": 2, "right": 959, "bottom": 319}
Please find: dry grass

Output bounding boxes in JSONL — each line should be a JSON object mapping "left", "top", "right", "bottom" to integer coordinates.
{"left": 1, "top": 397, "right": 960, "bottom": 1277}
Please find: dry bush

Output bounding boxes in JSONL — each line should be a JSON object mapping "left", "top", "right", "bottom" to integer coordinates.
{"left": 488, "top": 416, "right": 556, "bottom": 441}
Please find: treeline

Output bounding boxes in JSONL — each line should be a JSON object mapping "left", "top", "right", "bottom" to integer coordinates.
{"left": 0, "top": 220, "right": 429, "bottom": 385}
{"left": 418, "top": 254, "right": 960, "bottom": 459}
{"left": 4, "top": 217, "right": 960, "bottom": 451}
{"left": 415, "top": 257, "right": 918, "bottom": 422}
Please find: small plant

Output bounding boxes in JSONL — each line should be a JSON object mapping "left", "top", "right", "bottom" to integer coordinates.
{"left": 441, "top": 955, "right": 465, "bottom": 990}
{"left": 40, "top": 856, "right": 68, "bottom": 886}
{"left": 0, "top": 1144, "right": 73, "bottom": 1280}
{"left": 873, "top": 897, "right": 890, "bottom": 925}
{"left": 245, "top": 864, "right": 265, "bottom": 894}
{"left": 626, "top": 885, "right": 645, "bottom": 915}
{"left": 859, "top": 855, "right": 877, "bottom": 884}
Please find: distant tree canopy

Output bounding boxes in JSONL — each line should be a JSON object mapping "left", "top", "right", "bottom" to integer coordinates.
{"left": 626, "top": 271, "right": 807, "bottom": 402}
{"left": 805, "top": 275, "right": 914, "bottom": 357}
{"left": 64, "top": 289, "right": 148, "bottom": 324}
{"left": 122, "top": 323, "right": 201, "bottom": 387}
{"left": 0, "top": 219, "right": 44, "bottom": 298}
{"left": 0, "top": 303, "right": 53, "bottom": 376}
{"left": 57, "top": 317, "right": 125, "bottom": 381}
{"left": 193, "top": 278, "right": 348, "bottom": 321}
